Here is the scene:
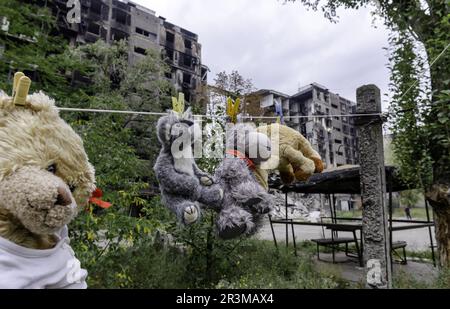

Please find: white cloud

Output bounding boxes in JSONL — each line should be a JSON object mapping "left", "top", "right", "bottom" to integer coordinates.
{"left": 134, "top": 0, "right": 391, "bottom": 108}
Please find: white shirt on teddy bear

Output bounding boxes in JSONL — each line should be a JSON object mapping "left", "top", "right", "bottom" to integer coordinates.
{"left": 0, "top": 226, "right": 87, "bottom": 289}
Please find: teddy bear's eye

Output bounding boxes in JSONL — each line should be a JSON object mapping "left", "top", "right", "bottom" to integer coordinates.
{"left": 46, "top": 164, "right": 56, "bottom": 174}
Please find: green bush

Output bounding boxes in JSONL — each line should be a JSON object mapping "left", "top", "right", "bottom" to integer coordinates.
{"left": 84, "top": 227, "right": 347, "bottom": 289}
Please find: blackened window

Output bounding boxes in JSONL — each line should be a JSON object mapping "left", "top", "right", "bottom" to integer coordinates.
{"left": 183, "top": 55, "right": 192, "bottom": 67}
{"left": 87, "top": 23, "right": 100, "bottom": 35}
{"left": 135, "top": 27, "right": 156, "bottom": 39}
{"left": 113, "top": 9, "right": 130, "bottom": 25}
{"left": 184, "top": 39, "right": 192, "bottom": 49}
{"left": 111, "top": 28, "right": 129, "bottom": 41}
{"left": 183, "top": 72, "right": 191, "bottom": 84}
{"left": 166, "top": 31, "right": 175, "bottom": 43}
{"left": 343, "top": 125, "right": 349, "bottom": 134}
{"left": 91, "top": 0, "right": 102, "bottom": 15}
{"left": 165, "top": 48, "right": 174, "bottom": 61}
{"left": 134, "top": 46, "right": 146, "bottom": 55}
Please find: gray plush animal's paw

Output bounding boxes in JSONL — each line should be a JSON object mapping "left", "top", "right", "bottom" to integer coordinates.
{"left": 200, "top": 176, "right": 213, "bottom": 186}
{"left": 183, "top": 205, "right": 199, "bottom": 224}
{"left": 199, "top": 185, "right": 223, "bottom": 205}
{"left": 243, "top": 196, "right": 263, "bottom": 207}
{"left": 218, "top": 223, "right": 247, "bottom": 240}
{"left": 247, "top": 192, "right": 274, "bottom": 215}
{"left": 216, "top": 206, "right": 255, "bottom": 239}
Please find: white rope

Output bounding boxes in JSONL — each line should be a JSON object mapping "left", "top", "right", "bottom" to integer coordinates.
{"left": 240, "top": 113, "right": 384, "bottom": 120}
{"left": 57, "top": 107, "right": 383, "bottom": 119}
{"left": 57, "top": 107, "right": 167, "bottom": 116}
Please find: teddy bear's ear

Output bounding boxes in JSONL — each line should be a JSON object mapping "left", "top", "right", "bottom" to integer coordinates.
{"left": 0, "top": 90, "right": 11, "bottom": 109}
{"left": 5, "top": 72, "right": 58, "bottom": 113}
{"left": 25, "top": 91, "right": 58, "bottom": 113}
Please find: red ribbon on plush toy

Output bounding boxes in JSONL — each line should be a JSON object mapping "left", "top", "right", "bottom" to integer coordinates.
{"left": 226, "top": 150, "right": 256, "bottom": 170}
{"left": 89, "top": 188, "right": 112, "bottom": 209}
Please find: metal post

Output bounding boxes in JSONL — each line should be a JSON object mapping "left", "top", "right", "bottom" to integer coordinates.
{"left": 269, "top": 215, "right": 278, "bottom": 249}
{"left": 291, "top": 220, "right": 297, "bottom": 256}
{"left": 328, "top": 194, "right": 334, "bottom": 221}
{"left": 424, "top": 197, "right": 436, "bottom": 267}
{"left": 388, "top": 174, "right": 394, "bottom": 273}
{"left": 285, "top": 192, "right": 289, "bottom": 248}
{"left": 332, "top": 193, "right": 338, "bottom": 238}
{"left": 356, "top": 85, "right": 392, "bottom": 289}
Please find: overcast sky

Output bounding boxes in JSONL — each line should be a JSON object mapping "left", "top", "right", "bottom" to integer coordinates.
{"left": 134, "top": 0, "right": 391, "bottom": 109}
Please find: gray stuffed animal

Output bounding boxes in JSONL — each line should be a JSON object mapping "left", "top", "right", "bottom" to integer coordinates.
{"left": 214, "top": 123, "right": 274, "bottom": 239}
{"left": 154, "top": 110, "right": 223, "bottom": 225}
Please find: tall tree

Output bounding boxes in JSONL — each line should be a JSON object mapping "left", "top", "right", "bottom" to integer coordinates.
{"left": 286, "top": 0, "right": 450, "bottom": 266}
{"left": 212, "top": 70, "right": 255, "bottom": 118}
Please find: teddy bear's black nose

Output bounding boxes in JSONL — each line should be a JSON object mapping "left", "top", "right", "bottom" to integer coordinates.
{"left": 56, "top": 186, "right": 72, "bottom": 206}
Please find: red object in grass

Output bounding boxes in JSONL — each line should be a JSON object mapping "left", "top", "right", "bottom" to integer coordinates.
{"left": 89, "top": 188, "right": 112, "bottom": 209}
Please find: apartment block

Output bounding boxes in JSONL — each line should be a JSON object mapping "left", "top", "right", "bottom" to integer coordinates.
{"left": 246, "top": 83, "right": 359, "bottom": 168}
{"left": 28, "top": 0, "right": 208, "bottom": 106}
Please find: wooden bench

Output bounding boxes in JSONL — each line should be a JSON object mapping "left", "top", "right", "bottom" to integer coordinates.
{"left": 312, "top": 237, "right": 358, "bottom": 263}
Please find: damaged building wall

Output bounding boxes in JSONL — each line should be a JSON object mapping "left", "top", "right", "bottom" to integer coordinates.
{"left": 159, "top": 19, "right": 207, "bottom": 108}
{"left": 250, "top": 84, "right": 359, "bottom": 169}
{"left": 40, "top": 0, "right": 207, "bottom": 110}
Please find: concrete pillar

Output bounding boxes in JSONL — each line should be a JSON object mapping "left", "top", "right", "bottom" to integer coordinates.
{"left": 356, "top": 85, "right": 392, "bottom": 289}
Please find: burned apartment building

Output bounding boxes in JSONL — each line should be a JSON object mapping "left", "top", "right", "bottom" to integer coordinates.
{"left": 30, "top": 0, "right": 208, "bottom": 106}
{"left": 246, "top": 83, "right": 359, "bottom": 169}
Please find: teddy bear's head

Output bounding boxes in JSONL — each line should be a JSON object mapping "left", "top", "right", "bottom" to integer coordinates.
{"left": 156, "top": 109, "right": 201, "bottom": 151}
{"left": 226, "top": 123, "right": 271, "bottom": 165}
{"left": 0, "top": 86, "right": 95, "bottom": 236}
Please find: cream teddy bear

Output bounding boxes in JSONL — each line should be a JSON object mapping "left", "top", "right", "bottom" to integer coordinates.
{"left": 257, "top": 123, "right": 324, "bottom": 185}
{"left": 0, "top": 73, "right": 95, "bottom": 288}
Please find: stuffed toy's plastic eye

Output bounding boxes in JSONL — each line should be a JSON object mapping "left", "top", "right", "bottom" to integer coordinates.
{"left": 46, "top": 164, "right": 57, "bottom": 174}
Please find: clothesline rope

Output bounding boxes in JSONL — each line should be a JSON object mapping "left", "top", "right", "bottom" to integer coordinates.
{"left": 57, "top": 107, "right": 385, "bottom": 119}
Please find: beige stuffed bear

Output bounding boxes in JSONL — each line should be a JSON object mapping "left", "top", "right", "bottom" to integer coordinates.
{"left": 257, "top": 123, "right": 324, "bottom": 185}
{"left": 0, "top": 73, "right": 95, "bottom": 288}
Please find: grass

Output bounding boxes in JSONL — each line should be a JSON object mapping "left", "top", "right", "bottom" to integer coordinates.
{"left": 84, "top": 236, "right": 450, "bottom": 289}
{"left": 86, "top": 238, "right": 350, "bottom": 289}
{"left": 393, "top": 268, "right": 450, "bottom": 289}
{"left": 336, "top": 207, "right": 432, "bottom": 220}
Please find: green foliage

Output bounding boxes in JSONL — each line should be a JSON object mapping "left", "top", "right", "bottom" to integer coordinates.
{"left": 70, "top": 196, "right": 173, "bottom": 288}
{"left": 86, "top": 234, "right": 347, "bottom": 289}
{"left": 399, "top": 189, "right": 422, "bottom": 208}
{"left": 61, "top": 40, "right": 174, "bottom": 284}
{"left": 0, "top": 0, "right": 70, "bottom": 97}
{"left": 213, "top": 70, "right": 255, "bottom": 98}
{"left": 387, "top": 32, "right": 434, "bottom": 188}
{"left": 64, "top": 39, "right": 173, "bottom": 179}
{"left": 286, "top": 0, "right": 450, "bottom": 187}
